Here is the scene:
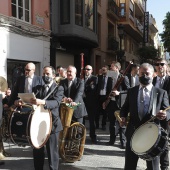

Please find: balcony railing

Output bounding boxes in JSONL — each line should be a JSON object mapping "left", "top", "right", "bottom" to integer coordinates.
{"left": 108, "top": 0, "right": 119, "bottom": 17}
{"left": 108, "top": 36, "right": 119, "bottom": 51}
{"left": 135, "top": 18, "right": 143, "bottom": 33}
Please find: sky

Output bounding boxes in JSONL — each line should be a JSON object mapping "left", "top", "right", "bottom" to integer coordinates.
{"left": 147, "top": 0, "right": 170, "bottom": 34}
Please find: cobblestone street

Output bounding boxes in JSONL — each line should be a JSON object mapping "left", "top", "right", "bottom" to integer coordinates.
{"left": 1, "top": 119, "right": 169, "bottom": 170}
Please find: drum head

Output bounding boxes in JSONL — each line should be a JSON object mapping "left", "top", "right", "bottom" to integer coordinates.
{"left": 30, "top": 105, "right": 52, "bottom": 148}
{"left": 131, "top": 123, "right": 159, "bottom": 154}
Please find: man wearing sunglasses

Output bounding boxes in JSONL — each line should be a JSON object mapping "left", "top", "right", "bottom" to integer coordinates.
{"left": 83, "top": 65, "right": 98, "bottom": 144}
{"left": 153, "top": 58, "right": 170, "bottom": 170}
{"left": 8, "top": 62, "right": 44, "bottom": 106}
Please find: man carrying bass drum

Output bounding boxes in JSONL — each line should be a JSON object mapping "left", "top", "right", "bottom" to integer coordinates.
{"left": 30, "top": 66, "right": 64, "bottom": 170}
{"left": 120, "top": 63, "right": 170, "bottom": 170}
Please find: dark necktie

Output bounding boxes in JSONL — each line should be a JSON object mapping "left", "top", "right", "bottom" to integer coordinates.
{"left": 44, "top": 85, "right": 49, "bottom": 96}
{"left": 68, "top": 80, "right": 72, "bottom": 97}
{"left": 101, "top": 76, "right": 105, "bottom": 90}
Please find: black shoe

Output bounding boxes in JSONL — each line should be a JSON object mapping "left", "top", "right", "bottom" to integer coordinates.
{"left": 0, "top": 162, "right": 5, "bottom": 166}
{"left": 106, "top": 140, "right": 115, "bottom": 146}
{"left": 102, "top": 125, "right": 106, "bottom": 130}
{"left": 120, "top": 143, "right": 126, "bottom": 149}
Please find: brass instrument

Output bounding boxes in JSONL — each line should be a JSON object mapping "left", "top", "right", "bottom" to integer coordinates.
{"left": 59, "top": 103, "right": 86, "bottom": 163}
{"left": 114, "top": 110, "right": 130, "bottom": 126}
{"left": 0, "top": 76, "right": 11, "bottom": 159}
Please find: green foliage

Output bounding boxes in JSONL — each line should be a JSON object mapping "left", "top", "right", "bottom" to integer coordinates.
{"left": 137, "top": 46, "right": 158, "bottom": 63}
{"left": 160, "top": 12, "right": 170, "bottom": 52}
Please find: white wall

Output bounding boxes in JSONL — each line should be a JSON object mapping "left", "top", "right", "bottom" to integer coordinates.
{"left": 0, "top": 28, "right": 50, "bottom": 77}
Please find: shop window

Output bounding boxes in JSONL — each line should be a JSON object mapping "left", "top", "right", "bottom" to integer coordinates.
{"left": 75, "top": 0, "right": 83, "bottom": 26}
{"left": 60, "top": 0, "right": 70, "bottom": 24}
{"left": 11, "top": 0, "right": 30, "bottom": 22}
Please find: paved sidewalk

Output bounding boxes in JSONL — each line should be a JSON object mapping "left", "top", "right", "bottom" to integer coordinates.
{"left": 0, "top": 119, "right": 169, "bottom": 170}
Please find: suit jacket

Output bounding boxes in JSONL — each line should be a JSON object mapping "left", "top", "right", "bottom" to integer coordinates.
{"left": 84, "top": 75, "right": 98, "bottom": 111}
{"left": 153, "top": 75, "right": 170, "bottom": 129}
{"left": 153, "top": 75, "right": 170, "bottom": 103}
{"left": 125, "top": 73, "right": 139, "bottom": 87}
{"left": 33, "top": 82, "right": 64, "bottom": 133}
{"left": 120, "top": 85, "right": 170, "bottom": 140}
{"left": 60, "top": 77, "right": 87, "bottom": 118}
{"left": 96, "top": 75, "right": 112, "bottom": 97}
{"left": 9, "top": 75, "right": 44, "bottom": 106}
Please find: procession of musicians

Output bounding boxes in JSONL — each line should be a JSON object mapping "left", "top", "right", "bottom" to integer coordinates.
{"left": 0, "top": 57, "right": 170, "bottom": 170}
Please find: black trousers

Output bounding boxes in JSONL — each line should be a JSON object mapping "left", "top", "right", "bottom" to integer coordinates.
{"left": 105, "top": 100, "right": 126, "bottom": 144}
{"left": 33, "top": 132, "right": 59, "bottom": 170}
{"left": 84, "top": 98, "right": 96, "bottom": 139}
{"left": 124, "top": 139, "right": 160, "bottom": 170}
{"left": 96, "top": 95, "right": 108, "bottom": 127}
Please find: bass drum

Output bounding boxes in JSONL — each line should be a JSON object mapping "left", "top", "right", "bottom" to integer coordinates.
{"left": 131, "top": 122, "right": 167, "bottom": 160}
{"left": 8, "top": 105, "right": 52, "bottom": 149}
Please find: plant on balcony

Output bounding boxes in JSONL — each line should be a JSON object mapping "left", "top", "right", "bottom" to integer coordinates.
{"left": 137, "top": 46, "right": 158, "bottom": 64}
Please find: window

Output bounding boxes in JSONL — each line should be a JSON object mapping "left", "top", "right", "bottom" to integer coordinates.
{"left": 120, "top": 3, "right": 125, "bottom": 16}
{"left": 75, "top": 0, "right": 83, "bottom": 26}
{"left": 129, "top": 1, "right": 134, "bottom": 17}
{"left": 60, "top": 0, "right": 70, "bottom": 24}
{"left": 85, "top": 0, "right": 94, "bottom": 30}
{"left": 12, "top": 0, "right": 30, "bottom": 22}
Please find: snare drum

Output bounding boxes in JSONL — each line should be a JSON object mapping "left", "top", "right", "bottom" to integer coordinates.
{"left": 131, "top": 122, "right": 167, "bottom": 160}
{"left": 8, "top": 105, "right": 52, "bottom": 149}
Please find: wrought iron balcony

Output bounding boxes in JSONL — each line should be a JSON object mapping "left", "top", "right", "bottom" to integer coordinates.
{"left": 108, "top": 36, "right": 119, "bottom": 51}
{"left": 107, "top": 0, "right": 119, "bottom": 20}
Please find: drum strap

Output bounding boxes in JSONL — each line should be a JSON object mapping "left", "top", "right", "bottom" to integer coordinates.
{"left": 152, "top": 92, "right": 157, "bottom": 117}
{"left": 43, "top": 84, "right": 58, "bottom": 100}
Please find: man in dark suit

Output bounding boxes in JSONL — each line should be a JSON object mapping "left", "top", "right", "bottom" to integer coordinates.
{"left": 153, "top": 58, "right": 170, "bottom": 170}
{"left": 83, "top": 65, "right": 98, "bottom": 144}
{"left": 125, "top": 64, "right": 140, "bottom": 88}
{"left": 120, "top": 63, "right": 170, "bottom": 170}
{"left": 8, "top": 62, "right": 44, "bottom": 106}
{"left": 60, "top": 65, "right": 87, "bottom": 123}
{"left": 104, "top": 62, "right": 130, "bottom": 148}
{"left": 96, "top": 65, "right": 112, "bottom": 130}
{"left": 30, "top": 66, "right": 64, "bottom": 170}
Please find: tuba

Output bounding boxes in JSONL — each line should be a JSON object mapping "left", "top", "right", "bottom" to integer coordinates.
{"left": 59, "top": 103, "right": 86, "bottom": 163}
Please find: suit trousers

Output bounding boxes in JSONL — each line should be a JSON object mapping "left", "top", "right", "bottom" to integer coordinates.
{"left": 125, "top": 139, "right": 160, "bottom": 170}
{"left": 84, "top": 97, "right": 96, "bottom": 139}
{"left": 96, "top": 95, "right": 107, "bottom": 127}
{"left": 33, "top": 132, "right": 59, "bottom": 170}
{"left": 105, "top": 100, "right": 126, "bottom": 145}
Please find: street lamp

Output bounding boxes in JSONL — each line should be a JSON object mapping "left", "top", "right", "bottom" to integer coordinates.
{"left": 117, "top": 24, "right": 125, "bottom": 62}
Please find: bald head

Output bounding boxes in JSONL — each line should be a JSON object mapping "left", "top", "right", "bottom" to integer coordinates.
{"left": 25, "top": 62, "right": 35, "bottom": 77}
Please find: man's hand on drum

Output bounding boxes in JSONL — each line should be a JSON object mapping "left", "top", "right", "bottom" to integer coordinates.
{"left": 156, "top": 110, "right": 167, "bottom": 120}
{"left": 120, "top": 117, "right": 126, "bottom": 127}
{"left": 30, "top": 98, "right": 45, "bottom": 105}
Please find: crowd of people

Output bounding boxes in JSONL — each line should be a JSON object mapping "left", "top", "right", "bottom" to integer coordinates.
{"left": 0, "top": 58, "right": 169, "bottom": 170}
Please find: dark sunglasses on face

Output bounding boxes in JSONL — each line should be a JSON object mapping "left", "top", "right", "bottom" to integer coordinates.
{"left": 25, "top": 68, "right": 32, "bottom": 72}
{"left": 155, "top": 63, "right": 165, "bottom": 66}
{"left": 84, "top": 68, "right": 91, "bottom": 71}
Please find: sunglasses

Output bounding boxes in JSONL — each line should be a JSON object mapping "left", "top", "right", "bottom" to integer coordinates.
{"left": 25, "top": 69, "right": 32, "bottom": 72}
{"left": 84, "top": 68, "right": 91, "bottom": 71}
{"left": 155, "top": 63, "right": 165, "bottom": 66}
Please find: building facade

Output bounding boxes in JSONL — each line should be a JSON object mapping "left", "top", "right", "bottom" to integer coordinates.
{"left": 0, "top": 0, "right": 51, "bottom": 88}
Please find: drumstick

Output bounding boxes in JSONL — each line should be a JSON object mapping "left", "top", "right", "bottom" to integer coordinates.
{"left": 146, "top": 106, "right": 170, "bottom": 123}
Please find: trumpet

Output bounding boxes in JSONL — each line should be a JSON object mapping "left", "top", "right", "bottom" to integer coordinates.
{"left": 114, "top": 110, "right": 130, "bottom": 126}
